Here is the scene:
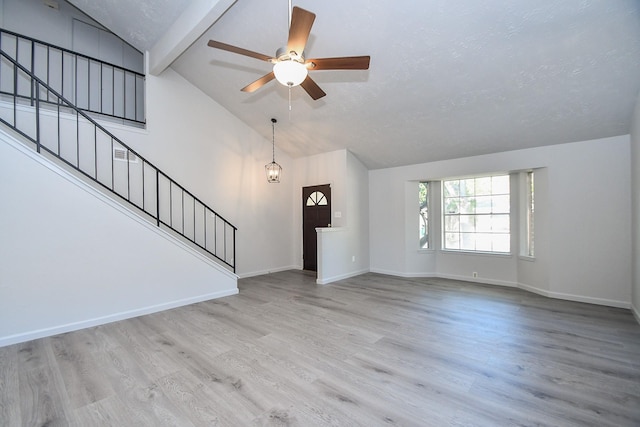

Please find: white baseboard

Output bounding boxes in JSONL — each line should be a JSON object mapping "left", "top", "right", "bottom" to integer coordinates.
{"left": 631, "top": 304, "right": 640, "bottom": 325}
{"left": 317, "top": 268, "right": 370, "bottom": 285}
{"left": 238, "top": 265, "right": 302, "bottom": 279}
{"left": 370, "top": 269, "right": 632, "bottom": 310}
{"left": 437, "top": 273, "right": 518, "bottom": 288}
{"left": 0, "top": 289, "right": 238, "bottom": 348}
{"left": 369, "top": 268, "right": 421, "bottom": 278}
{"left": 518, "top": 282, "right": 630, "bottom": 309}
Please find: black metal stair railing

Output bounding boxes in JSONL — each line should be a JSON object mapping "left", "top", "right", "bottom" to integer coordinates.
{"left": 0, "top": 49, "right": 236, "bottom": 273}
{"left": 0, "top": 28, "right": 145, "bottom": 125}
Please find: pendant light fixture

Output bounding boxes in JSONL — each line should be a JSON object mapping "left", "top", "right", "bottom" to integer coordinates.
{"left": 265, "top": 118, "right": 282, "bottom": 183}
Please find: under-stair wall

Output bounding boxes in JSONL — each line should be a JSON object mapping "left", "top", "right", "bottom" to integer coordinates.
{"left": 0, "top": 3, "right": 298, "bottom": 348}
{"left": 0, "top": 128, "right": 238, "bottom": 347}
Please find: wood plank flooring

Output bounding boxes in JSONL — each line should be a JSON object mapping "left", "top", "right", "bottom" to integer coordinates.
{"left": 1, "top": 270, "right": 639, "bottom": 426}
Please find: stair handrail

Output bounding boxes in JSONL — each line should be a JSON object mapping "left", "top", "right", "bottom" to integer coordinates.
{"left": 0, "top": 49, "right": 237, "bottom": 272}
{"left": 0, "top": 27, "right": 145, "bottom": 124}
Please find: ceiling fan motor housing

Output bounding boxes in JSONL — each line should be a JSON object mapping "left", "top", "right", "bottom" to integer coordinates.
{"left": 275, "top": 46, "right": 304, "bottom": 62}
{"left": 274, "top": 46, "right": 308, "bottom": 86}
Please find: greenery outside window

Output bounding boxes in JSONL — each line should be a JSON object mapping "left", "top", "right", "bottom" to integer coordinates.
{"left": 419, "top": 182, "right": 429, "bottom": 249}
{"left": 443, "top": 174, "right": 510, "bottom": 253}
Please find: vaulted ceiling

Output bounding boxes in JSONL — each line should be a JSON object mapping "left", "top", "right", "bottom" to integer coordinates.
{"left": 68, "top": 0, "right": 640, "bottom": 169}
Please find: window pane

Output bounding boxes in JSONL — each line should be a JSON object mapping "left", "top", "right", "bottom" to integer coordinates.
{"left": 419, "top": 215, "right": 429, "bottom": 249}
{"left": 419, "top": 182, "right": 429, "bottom": 249}
{"left": 492, "top": 214, "right": 510, "bottom": 232}
{"left": 492, "top": 195, "right": 510, "bottom": 213}
{"left": 476, "top": 215, "right": 492, "bottom": 232}
{"left": 492, "top": 233, "right": 510, "bottom": 252}
{"left": 445, "top": 232, "right": 460, "bottom": 249}
{"left": 475, "top": 177, "right": 492, "bottom": 195}
{"left": 459, "top": 196, "right": 475, "bottom": 214}
{"left": 459, "top": 179, "right": 474, "bottom": 196}
{"left": 445, "top": 215, "right": 460, "bottom": 232}
{"left": 460, "top": 233, "right": 476, "bottom": 250}
{"left": 492, "top": 175, "right": 510, "bottom": 194}
{"left": 460, "top": 215, "right": 475, "bottom": 232}
{"left": 444, "top": 197, "right": 460, "bottom": 214}
{"left": 475, "top": 195, "right": 492, "bottom": 213}
{"left": 476, "top": 233, "right": 493, "bottom": 251}
{"left": 444, "top": 180, "right": 459, "bottom": 197}
{"left": 307, "top": 191, "right": 327, "bottom": 206}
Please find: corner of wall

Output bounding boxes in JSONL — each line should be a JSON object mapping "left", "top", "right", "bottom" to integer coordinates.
{"left": 631, "top": 88, "right": 640, "bottom": 319}
{"left": 632, "top": 303, "right": 640, "bottom": 326}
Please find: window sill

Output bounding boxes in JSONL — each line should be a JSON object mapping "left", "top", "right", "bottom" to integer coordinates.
{"left": 440, "top": 249, "right": 512, "bottom": 259}
{"left": 518, "top": 255, "right": 536, "bottom": 262}
{"left": 417, "top": 248, "right": 435, "bottom": 254}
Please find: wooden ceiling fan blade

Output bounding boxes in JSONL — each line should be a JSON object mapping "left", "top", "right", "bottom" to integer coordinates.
{"left": 208, "top": 40, "right": 274, "bottom": 62}
{"left": 241, "top": 72, "right": 275, "bottom": 93}
{"left": 306, "top": 56, "right": 371, "bottom": 71}
{"left": 300, "top": 75, "right": 326, "bottom": 100}
{"left": 287, "top": 7, "right": 316, "bottom": 56}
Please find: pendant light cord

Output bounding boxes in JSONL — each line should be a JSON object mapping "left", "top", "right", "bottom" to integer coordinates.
{"left": 271, "top": 118, "right": 277, "bottom": 162}
{"left": 287, "top": 0, "right": 293, "bottom": 117}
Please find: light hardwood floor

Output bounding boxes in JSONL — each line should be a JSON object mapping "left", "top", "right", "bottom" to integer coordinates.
{"left": 1, "top": 271, "right": 639, "bottom": 426}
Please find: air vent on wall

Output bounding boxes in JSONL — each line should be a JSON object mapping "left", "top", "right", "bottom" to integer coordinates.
{"left": 113, "top": 147, "right": 138, "bottom": 163}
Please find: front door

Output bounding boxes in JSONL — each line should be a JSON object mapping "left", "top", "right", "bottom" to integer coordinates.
{"left": 302, "top": 184, "right": 331, "bottom": 271}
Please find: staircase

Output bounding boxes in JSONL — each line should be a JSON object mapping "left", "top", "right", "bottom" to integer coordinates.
{"left": 0, "top": 34, "right": 237, "bottom": 273}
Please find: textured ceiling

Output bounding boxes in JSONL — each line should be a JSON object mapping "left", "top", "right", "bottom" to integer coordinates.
{"left": 68, "top": 0, "right": 640, "bottom": 169}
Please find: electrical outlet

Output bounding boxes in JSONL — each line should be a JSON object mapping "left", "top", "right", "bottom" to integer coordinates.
{"left": 472, "top": 272, "right": 478, "bottom": 278}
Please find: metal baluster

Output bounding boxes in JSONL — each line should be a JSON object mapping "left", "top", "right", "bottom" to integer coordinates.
{"left": 156, "top": 169, "right": 160, "bottom": 227}
{"left": 35, "top": 81, "right": 40, "bottom": 153}
{"left": 112, "top": 66, "right": 115, "bottom": 117}
{"left": 30, "top": 39, "right": 34, "bottom": 105}
{"left": 93, "top": 126, "right": 98, "bottom": 180}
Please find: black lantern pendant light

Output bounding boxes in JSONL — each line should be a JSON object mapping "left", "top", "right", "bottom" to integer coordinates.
{"left": 265, "top": 118, "right": 282, "bottom": 183}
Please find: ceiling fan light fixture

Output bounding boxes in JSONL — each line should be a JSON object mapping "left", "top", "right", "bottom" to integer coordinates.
{"left": 273, "top": 60, "right": 308, "bottom": 87}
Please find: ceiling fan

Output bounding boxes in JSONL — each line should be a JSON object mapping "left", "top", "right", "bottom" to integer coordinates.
{"left": 207, "top": 5, "right": 370, "bottom": 100}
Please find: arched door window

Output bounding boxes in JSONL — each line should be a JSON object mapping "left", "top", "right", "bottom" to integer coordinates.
{"left": 306, "top": 191, "right": 328, "bottom": 206}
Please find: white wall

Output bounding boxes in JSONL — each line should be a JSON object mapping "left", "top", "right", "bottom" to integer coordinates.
{"left": 101, "top": 69, "right": 295, "bottom": 278}
{"left": 370, "top": 136, "right": 632, "bottom": 308}
{"left": 346, "top": 151, "right": 370, "bottom": 275}
{"left": 2, "top": 0, "right": 296, "bottom": 277}
{"left": 631, "top": 89, "right": 640, "bottom": 322}
{"left": 0, "top": 132, "right": 237, "bottom": 346}
{"left": 1, "top": 0, "right": 107, "bottom": 50}
{"left": 0, "top": 1, "right": 300, "bottom": 346}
